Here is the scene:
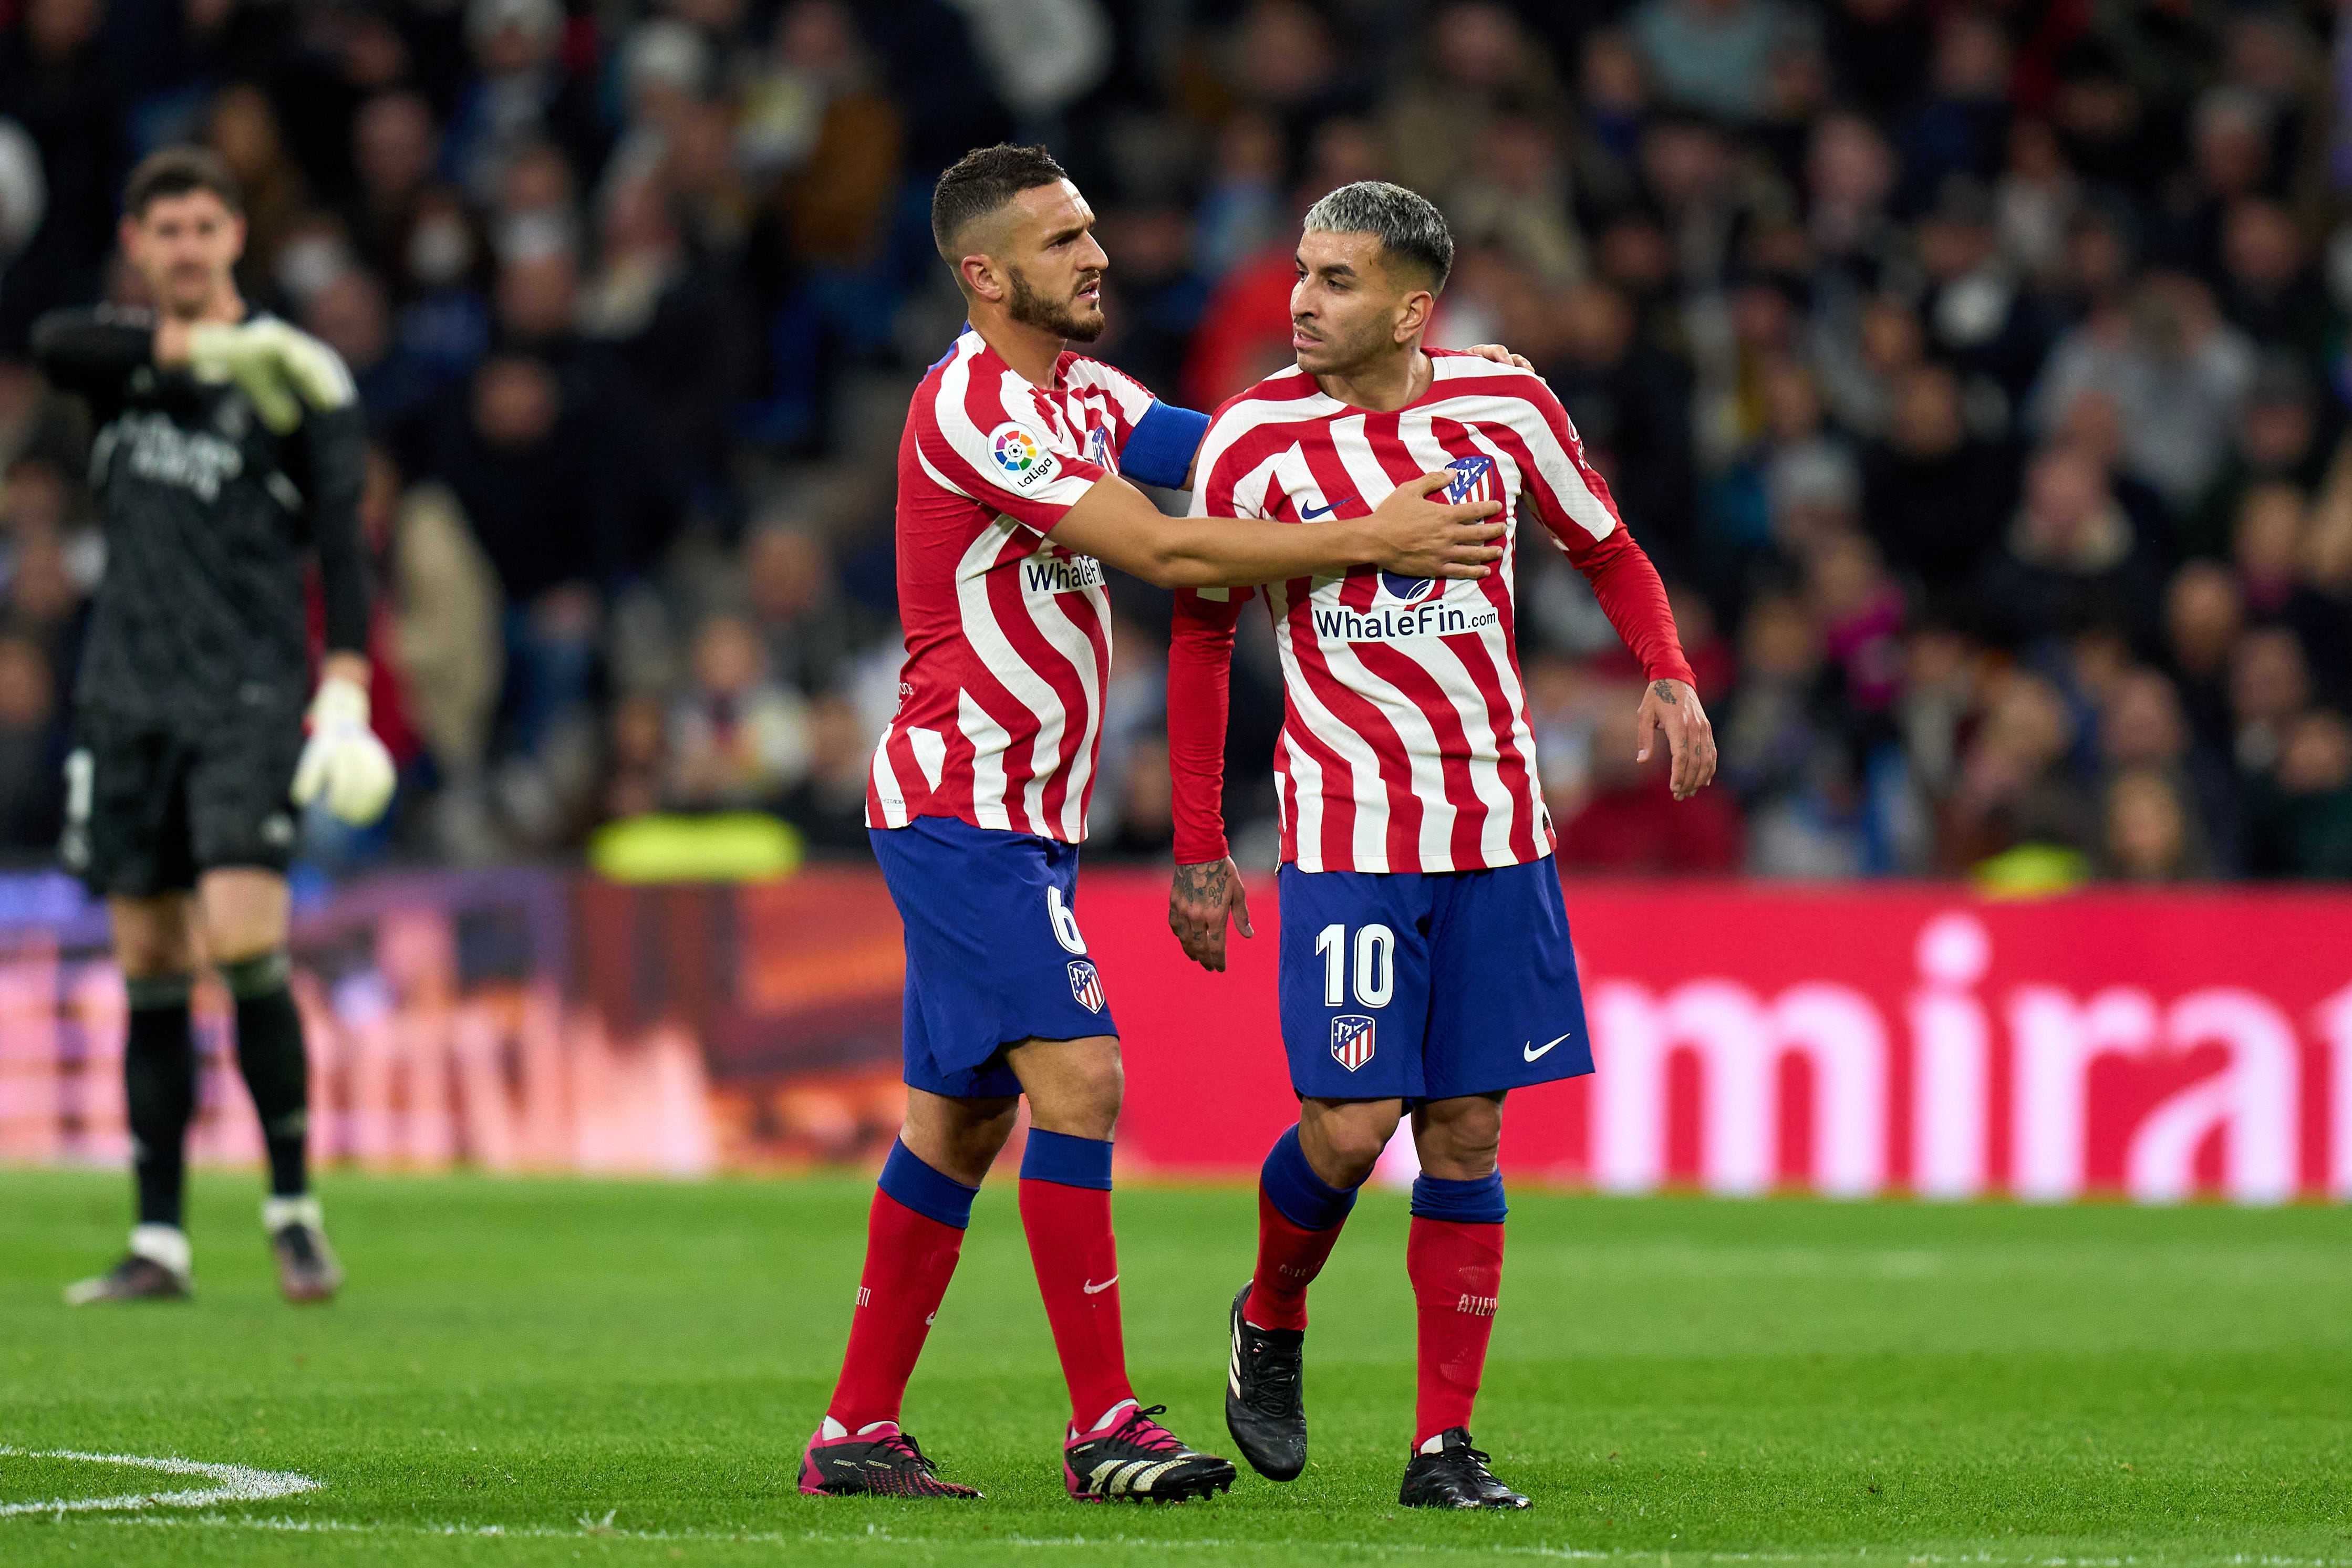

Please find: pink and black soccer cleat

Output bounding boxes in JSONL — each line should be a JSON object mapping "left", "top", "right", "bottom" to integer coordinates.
{"left": 799, "top": 1421, "right": 981, "bottom": 1498}
{"left": 1062, "top": 1401, "right": 1236, "bottom": 1503}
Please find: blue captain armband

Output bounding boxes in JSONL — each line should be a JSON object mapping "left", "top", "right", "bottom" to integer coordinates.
{"left": 1121, "top": 402, "right": 1211, "bottom": 489}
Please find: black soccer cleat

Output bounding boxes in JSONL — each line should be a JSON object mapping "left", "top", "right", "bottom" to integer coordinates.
{"left": 800, "top": 1422, "right": 982, "bottom": 1498}
{"left": 272, "top": 1222, "right": 344, "bottom": 1304}
{"left": 1225, "top": 1282, "right": 1308, "bottom": 1481}
{"left": 1398, "top": 1427, "right": 1530, "bottom": 1510}
{"left": 1063, "top": 1402, "right": 1236, "bottom": 1502}
{"left": 63, "top": 1253, "right": 192, "bottom": 1305}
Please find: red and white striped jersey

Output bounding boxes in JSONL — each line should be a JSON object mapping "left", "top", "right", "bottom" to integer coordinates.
{"left": 1170, "top": 351, "right": 1692, "bottom": 875}
{"left": 868, "top": 328, "right": 1157, "bottom": 841}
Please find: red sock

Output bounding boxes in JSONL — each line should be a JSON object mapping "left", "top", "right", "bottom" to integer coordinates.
{"left": 1245, "top": 1187, "right": 1349, "bottom": 1331}
{"left": 1019, "top": 1177, "right": 1135, "bottom": 1428}
{"left": 1406, "top": 1216, "right": 1505, "bottom": 1447}
{"left": 826, "top": 1190, "right": 966, "bottom": 1431}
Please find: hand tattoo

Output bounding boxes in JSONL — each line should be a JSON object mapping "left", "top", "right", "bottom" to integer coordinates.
{"left": 1173, "top": 860, "right": 1228, "bottom": 908}
{"left": 1651, "top": 680, "right": 1680, "bottom": 705}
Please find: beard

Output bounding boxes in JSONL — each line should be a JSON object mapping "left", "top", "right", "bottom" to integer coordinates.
{"left": 1293, "top": 327, "right": 1365, "bottom": 373}
{"left": 1007, "top": 264, "right": 1105, "bottom": 343}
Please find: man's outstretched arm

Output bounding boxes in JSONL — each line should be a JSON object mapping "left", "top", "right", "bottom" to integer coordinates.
{"left": 1051, "top": 470, "right": 1501, "bottom": 590}
{"left": 1166, "top": 587, "right": 1253, "bottom": 971}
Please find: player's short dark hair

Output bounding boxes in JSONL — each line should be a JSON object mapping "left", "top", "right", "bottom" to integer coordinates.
{"left": 931, "top": 143, "right": 1069, "bottom": 261}
{"left": 1302, "top": 181, "right": 1454, "bottom": 294}
{"left": 123, "top": 147, "right": 244, "bottom": 221}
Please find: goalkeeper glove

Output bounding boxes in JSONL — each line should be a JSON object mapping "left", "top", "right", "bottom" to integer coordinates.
{"left": 291, "top": 676, "right": 397, "bottom": 827}
{"left": 186, "top": 320, "right": 351, "bottom": 434}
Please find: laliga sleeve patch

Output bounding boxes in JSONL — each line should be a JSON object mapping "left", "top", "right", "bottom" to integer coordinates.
{"left": 987, "top": 422, "right": 1062, "bottom": 493}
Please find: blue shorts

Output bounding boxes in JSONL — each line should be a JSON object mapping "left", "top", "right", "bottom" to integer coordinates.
{"left": 871, "top": 816, "right": 1117, "bottom": 1100}
{"left": 1277, "top": 856, "right": 1592, "bottom": 1103}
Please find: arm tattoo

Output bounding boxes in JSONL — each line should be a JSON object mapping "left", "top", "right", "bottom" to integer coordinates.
{"left": 1651, "top": 680, "right": 1679, "bottom": 705}
{"left": 1173, "top": 860, "right": 1229, "bottom": 907}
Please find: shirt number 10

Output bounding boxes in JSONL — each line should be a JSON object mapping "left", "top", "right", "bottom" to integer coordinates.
{"left": 1314, "top": 922, "right": 1395, "bottom": 1009}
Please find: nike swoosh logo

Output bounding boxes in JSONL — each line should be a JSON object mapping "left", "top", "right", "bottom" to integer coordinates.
{"left": 1524, "top": 1032, "right": 1572, "bottom": 1062}
{"left": 1301, "top": 499, "right": 1345, "bottom": 520}
{"left": 1082, "top": 1275, "right": 1119, "bottom": 1295}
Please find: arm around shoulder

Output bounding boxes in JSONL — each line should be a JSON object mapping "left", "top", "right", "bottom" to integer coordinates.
{"left": 1049, "top": 470, "right": 1503, "bottom": 590}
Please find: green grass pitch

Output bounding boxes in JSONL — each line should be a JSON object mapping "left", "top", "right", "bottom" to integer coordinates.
{"left": 1, "top": 1170, "right": 2346, "bottom": 1566}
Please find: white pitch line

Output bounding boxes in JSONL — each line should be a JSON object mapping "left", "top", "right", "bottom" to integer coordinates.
{"left": 0, "top": 1446, "right": 320, "bottom": 1518}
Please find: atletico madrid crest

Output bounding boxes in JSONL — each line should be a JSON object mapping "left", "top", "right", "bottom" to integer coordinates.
{"left": 1330, "top": 1014, "right": 1376, "bottom": 1072}
{"left": 1443, "top": 453, "right": 1499, "bottom": 505}
{"left": 1068, "top": 960, "right": 1105, "bottom": 1014}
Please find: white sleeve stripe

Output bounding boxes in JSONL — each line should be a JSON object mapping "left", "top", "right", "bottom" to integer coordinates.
{"left": 868, "top": 737, "right": 908, "bottom": 827}
{"left": 1436, "top": 392, "right": 1615, "bottom": 542}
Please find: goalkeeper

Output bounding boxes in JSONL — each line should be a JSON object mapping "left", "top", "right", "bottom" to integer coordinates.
{"left": 33, "top": 148, "right": 394, "bottom": 1306}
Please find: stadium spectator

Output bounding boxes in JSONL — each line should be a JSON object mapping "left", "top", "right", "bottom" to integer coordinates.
{"left": 1974, "top": 442, "right": 2168, "bottom": 657}
{"left": 1995, "top": 119, "right": 2079, "bottom": 286}
{"left": 204, "top": 83, "right": 310, "bottom": 295}
{"left": 580, "top": 170, "right": 750, "bottom": 503}
{"left": 1384, "top": 3, "right": 1572, "bottom": 198}
{"left": 1890, "top": 10, "right": 2009, "bottom": 212}
{"left": 2099, "top": 666, "right": 2239, "bottom": 875}
{"left": 774, "top": 690, "right": 877, "bottom": 852}
{"left": 1718, "top": 592, "right": 1860, "bottom": 876}
{"left": 1558, "top": 680, "right": 1743, "bottom": 873}
{"left": 2030, "top": 271, "right": 2254, "bottom": 515}
{"left": 384, "top": 480, "right": 503, "bottom": 801}
{"left": 0, "top": 0, "right": 123, "bottom": 352}
{"left": 1807, "top": 530, "right": 1903, "bottom": 711}
{"left": 1939, "top": 672, "right": 2091, "bottom": 873}
{"left": 347, "top": 90, "right": 444, "bottom": 287}
{"left": 443, "top": 0, "right": 605, "bottom": 206}
{"left": 0, "top": 629, "right": 63, "bottom": 854}
{"left": 2187, "top": 359, "right": 2328, "bottom": 561}
{"left": 1861, "top": 359, "right": 2015, "bottom": 589}
{"left": 1097, "top": 735, "right": 1177, "bottom": 860}
{"left": 600, "top": 693, "right": 668, "bottom": 823}
{"left": 2243, "top": 708, "right": 2352, "bottom": 878}
{"left": 2229, "top": 626, "right": 2313, "bottom": 778}
{"left": 426, "top": 351, "right": 608, "bottom": 759}
{"left": 2163, "top": 561, "right": 2245, "bottom": 754}
{"left": 740, "top": 518, "right": 874, "bottom": 698}
{"left": 1547, "top": 281, "right": 1698, "bottom": 576}
{"left": 1630, "top": 0, "right": 1804, "bottom": 126}
{"left": 303, "top": 266, "right": 438, "bottom": 443}
{"left": 5, "top": 0, "right": 2348, "bottom": 881}
{"left": 2098, "top": 767, "right": 2209, "bottom": 881}
{"left": 2231, "top": 481, "right": 2304, "bottom": 620}
{"left": 666, "top": 613, "right": 812, "bottom": 811}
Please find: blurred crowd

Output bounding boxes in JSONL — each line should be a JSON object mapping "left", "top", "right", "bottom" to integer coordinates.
{"left": 1, "top": 0, "right": 2349, "bottom": 882}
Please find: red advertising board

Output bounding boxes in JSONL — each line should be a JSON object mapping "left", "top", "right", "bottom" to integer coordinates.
{"left": 1088, "top": 876, "right": 2352, "bottom": 1202}
{"left": 1, "top": 867, "right": 2343, "bottom": 1202}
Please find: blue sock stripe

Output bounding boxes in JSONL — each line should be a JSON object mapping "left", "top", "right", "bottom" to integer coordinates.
{"left": 1410, "top": 1171, "right": 1507, "bottom": 1224}
{"left": 878, "top": 1140, "right": 979, "bottom": 1229}
{"left": 1261, "top": 1125, "right": 1360, "bottom": 1231}
{"left": 1019, "top": 1128, "right": 1113, "bottom": 1191}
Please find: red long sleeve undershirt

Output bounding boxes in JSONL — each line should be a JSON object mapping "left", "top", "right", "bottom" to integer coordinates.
{"left": 1165, "top": 525, "right": 1693, "bottom": 866}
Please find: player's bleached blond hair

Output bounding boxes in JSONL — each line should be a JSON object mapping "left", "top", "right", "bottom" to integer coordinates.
{"left": 1302, "top": 181, "right": 1454, "bottom": 294}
